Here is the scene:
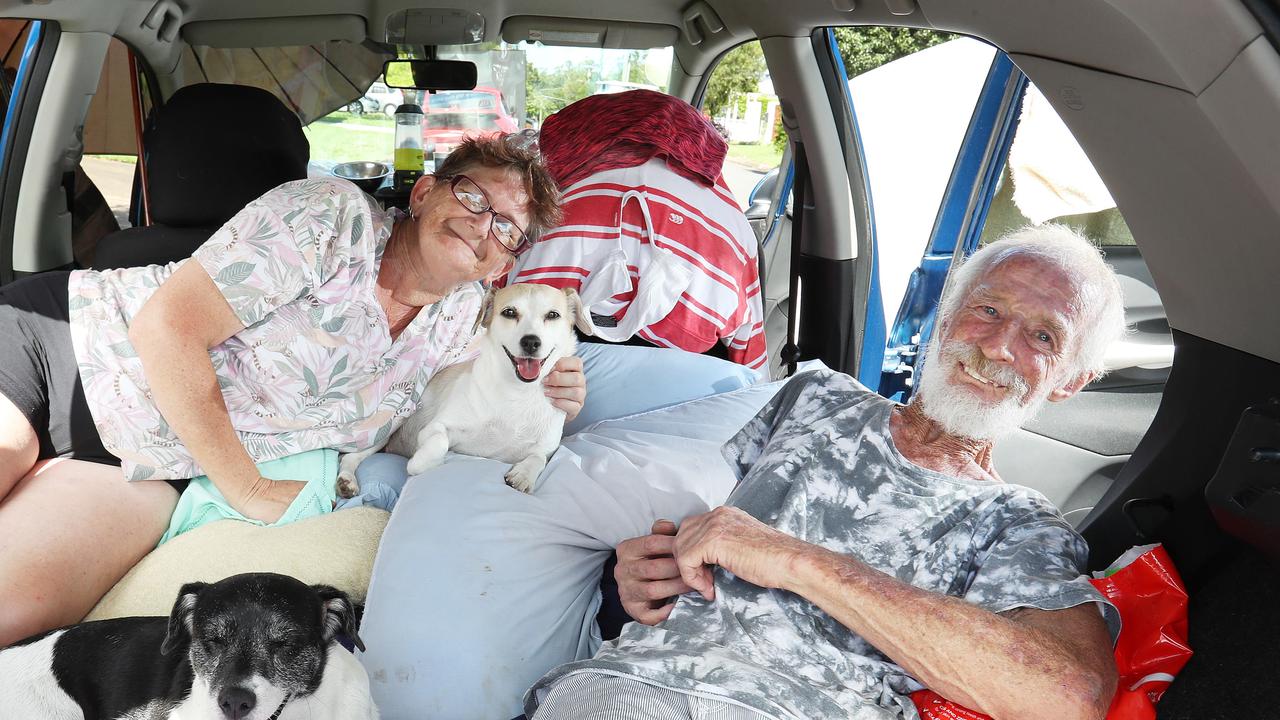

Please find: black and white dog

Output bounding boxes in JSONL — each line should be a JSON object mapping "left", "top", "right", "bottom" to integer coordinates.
{"left": 0, "top": 573, "right": 378, "bottom": 719}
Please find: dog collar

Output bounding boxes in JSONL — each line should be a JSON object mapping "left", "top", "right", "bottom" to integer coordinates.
{"left": 267, "top": 693, "right": 292, "bottom": 720}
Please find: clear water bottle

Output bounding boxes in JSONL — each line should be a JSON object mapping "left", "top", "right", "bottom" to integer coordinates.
{"left": 393, "top": 103, "right": 424, "bottom": 192}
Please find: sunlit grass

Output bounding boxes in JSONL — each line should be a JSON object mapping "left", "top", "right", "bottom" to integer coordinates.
{"left": 726, "top": 142, "right": 782, "bottom": 172}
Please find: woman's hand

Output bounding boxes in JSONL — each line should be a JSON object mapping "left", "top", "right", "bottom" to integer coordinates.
{"left": 544, "top": 355, "right": 587, "bottom": 422}
{"left": 615, "top": 519, "right": 695, "bottom": 625}
{"left": 231, "top": 476, "right": 308, "bottom": 524}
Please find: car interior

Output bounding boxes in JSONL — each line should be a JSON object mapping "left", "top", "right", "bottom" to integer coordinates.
{"left": 1, "top": 0, "right": 1278, "bottom": 715}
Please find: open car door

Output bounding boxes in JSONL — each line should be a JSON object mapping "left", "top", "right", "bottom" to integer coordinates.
{"left": 862, "top": 37, "right": 1171, "bottom": 527}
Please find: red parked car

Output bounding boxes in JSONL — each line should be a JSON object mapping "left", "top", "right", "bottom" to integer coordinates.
{"left": 423, "top": 86, "right": 518, "bottom": 160}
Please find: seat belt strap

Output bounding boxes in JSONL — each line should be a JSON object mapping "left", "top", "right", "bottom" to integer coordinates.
{"left": 781, "top": 141, "right": 807, "bottom": 377}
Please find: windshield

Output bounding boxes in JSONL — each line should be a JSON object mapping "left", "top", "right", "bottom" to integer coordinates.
{"left": 439, "top": 43, "right": 673, "bottom": 128}
{"left": 428, "top": 91, "right": 499, "bottom": 111}
{"left": 303, "top": 43, "right": 673, "bottom": 176}
{"left": 426, "top": 113, "right": 505, "bottom": 131}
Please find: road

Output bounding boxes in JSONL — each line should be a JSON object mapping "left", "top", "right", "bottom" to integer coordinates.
{"left": 722, "top": 160, "right": 766, "bottom": 211}
{"left": 81, "top": 155, "right": 135, "bottom": 228}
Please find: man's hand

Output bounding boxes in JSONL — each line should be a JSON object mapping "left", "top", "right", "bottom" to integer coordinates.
{"left": 616, "top": 519, "right": 695, "bottom": 625}
{"left": 232, "top": 476, "right": 307, "bottom": 524}
{"left": 544, "top": 355, "right": 586, "bottom": 422}
{"left": 673, "top": 506, "right": 812, "bottom": 601}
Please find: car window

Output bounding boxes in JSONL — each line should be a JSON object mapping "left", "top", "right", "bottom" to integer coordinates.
{"left": 832, "top": 32, "right": 983, "bottom": 329}
{"left": 305, "top": 42, "right": 674, "bottom": 175}
{"left": 700, "top": 40, "right": 775, "bottom": 211}
{"left": 0, "top": 19, "right": 33, "bottom": 112}
{"left": 832, "top": 31, "right": 1164, "bottom": 375}
{"left": 506, "top": 43, "right": 673, "bottom": 125}
{"left": 977, "top": 83, "right": 1136, "bottom": 248}
{"left": 976, "top": 81, "right": 1167, "bottom": 384}
{"left": 81, "top": 37, "right": 141, "bottom": 235}
{"left": 302, "top": 80, "right": 398, "bottom": 177}
{"left": 429, "top": 91, "right": 496, "bottom": 110}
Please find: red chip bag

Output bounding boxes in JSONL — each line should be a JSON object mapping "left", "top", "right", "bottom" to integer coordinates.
{"left": 910, "top": 689, "right": 992, "bottom": 719}
{"left": 911, "top": 544, "right": 1191, "bottom": 720}
{"left": 1088, "top": 544, "right": 1192, "bottom": 719}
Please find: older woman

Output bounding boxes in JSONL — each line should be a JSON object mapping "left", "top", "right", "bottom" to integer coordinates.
{"left": 0, "top": 133, "right": 580, "bottom": 647}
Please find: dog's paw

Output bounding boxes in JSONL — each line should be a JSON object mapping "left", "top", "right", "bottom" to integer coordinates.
{"left": 504, "top": 466, "right": 537, "bottom": 493}
{"left": 336, "top": 472, "right": 360, "bottom": 499}
{"left": 405, "top": 450, "right": 444, "bottom": 477}
{"left": 504, "top": 456, "right": 545, "bottom": 494}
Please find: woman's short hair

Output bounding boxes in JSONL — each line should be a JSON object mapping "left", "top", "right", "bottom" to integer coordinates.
{"left": 434, "top": 133, "right": 562, "bottom": 241}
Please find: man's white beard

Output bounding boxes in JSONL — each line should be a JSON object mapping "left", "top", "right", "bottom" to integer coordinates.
{"left": 914, "top": 336, "right": 1051, "bottom": 442}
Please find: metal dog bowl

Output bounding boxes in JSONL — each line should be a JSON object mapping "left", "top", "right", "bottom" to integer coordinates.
{"left": 332, "top": 161, "right": 392, "bottom": 193}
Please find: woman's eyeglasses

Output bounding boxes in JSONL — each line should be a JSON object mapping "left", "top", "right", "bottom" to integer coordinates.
{"left": 442, "top": 175, "right": 530, "bottom": 254}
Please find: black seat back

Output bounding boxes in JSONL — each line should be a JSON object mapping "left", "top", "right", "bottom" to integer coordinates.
{"left": 93, "top": 83, "right": 309, "bottom": 269}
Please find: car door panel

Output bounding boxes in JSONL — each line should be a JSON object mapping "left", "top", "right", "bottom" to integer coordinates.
{"left": 760, "top": 211, "right": 792, "bottom": 379}
{"left": 748, "top": 156, "right": 794, "bottom": 380}
{"left": 992, "top": 429, "right": 1128, "bottom": 527}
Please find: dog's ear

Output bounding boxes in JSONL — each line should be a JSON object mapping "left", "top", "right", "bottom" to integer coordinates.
{"left": 473, "top": 284, "right": 497, "bottom": 334}
{"left": 162, "top": 581, "right": 207, "bottom": 655}
{"left": 312, "top": 585, "right": 365, "bottom": 653}
{"left": 563, "top": 287, "right": 595, "bottom": 336}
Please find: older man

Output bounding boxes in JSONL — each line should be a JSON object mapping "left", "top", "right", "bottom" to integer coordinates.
{"left": 524, "top": 224, "right": 1127, "bottom": 720}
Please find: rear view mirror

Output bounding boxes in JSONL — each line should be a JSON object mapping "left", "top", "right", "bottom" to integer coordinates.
{"left": 383, "top": 59, "right": 477, "bottom": 92}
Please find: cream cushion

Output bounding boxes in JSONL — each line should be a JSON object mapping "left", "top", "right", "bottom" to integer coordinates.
{"left": 87, "top": 507, "right": 390, "bottom": 621}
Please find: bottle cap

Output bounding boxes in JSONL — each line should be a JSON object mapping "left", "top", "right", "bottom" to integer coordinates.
{"left": 394, "top": 103, "right": 423, "bottom": 115}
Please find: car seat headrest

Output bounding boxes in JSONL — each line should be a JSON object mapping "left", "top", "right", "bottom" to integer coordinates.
{"left": 145, "top": 83, "right": 309, "bottom": 228}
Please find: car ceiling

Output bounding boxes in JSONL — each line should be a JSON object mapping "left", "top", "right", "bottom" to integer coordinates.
{"left": 3, "top": 0, "right": 1280, "bottom": 367}
{"left": 19, "top": 1, "right": 1261, "bottom": 90}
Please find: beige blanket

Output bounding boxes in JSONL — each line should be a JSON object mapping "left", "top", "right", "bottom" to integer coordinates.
{"left": 87, "top": 506, "right": 389, "bottom": 621}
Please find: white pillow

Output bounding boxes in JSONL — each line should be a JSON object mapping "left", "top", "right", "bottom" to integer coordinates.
{"left": 568, "top": 342, "right": 763, "bottom": 435}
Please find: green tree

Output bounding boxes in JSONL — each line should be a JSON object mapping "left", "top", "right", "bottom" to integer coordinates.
{"left": 703, "top": 42, "right": 765, "bottom": 118}
{"left": 772, "top": 110, "right": 787, "bottom": 153}
{"left": 833, "top": 27, "right": 953, "bottom": 77}
{"left": 626, "top": 50, "right": 649, "bottom": 84}
{"left": 525, "top": 60, "right": 598, "bottom": 122}
{"left": 525, "top": 64, "right": 555, "bottom": 120}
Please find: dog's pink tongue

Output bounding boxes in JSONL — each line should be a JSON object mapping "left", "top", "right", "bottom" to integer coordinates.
{"left": 516, "top": 357, "right": 543, "bottom": 381}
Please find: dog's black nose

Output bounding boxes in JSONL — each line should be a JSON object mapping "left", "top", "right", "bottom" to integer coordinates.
{"left": 520, "top": 334, "right": 541, "bottom": 355}
{"left": 218, "top": 687, "right": 256, "bottom": 720}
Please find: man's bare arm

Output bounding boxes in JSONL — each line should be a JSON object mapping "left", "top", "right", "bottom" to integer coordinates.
{"left": 674, "top": 506, "right": 1117, "bottom": 720}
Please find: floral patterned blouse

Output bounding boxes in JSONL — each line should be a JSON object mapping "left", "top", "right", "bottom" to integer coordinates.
{"left": 68, "top": 178, "right": 483, "bottom": 481}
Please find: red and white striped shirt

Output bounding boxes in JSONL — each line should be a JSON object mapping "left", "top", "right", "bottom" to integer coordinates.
{"left": 508, "top": 159, "right": 767, "bottom": 370}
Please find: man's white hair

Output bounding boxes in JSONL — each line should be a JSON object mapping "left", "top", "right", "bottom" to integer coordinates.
{"left": 935, "top": 224, "right": 1127, "bottom": 379}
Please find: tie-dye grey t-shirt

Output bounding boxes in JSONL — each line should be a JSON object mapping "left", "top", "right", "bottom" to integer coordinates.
{"left": 527, "top": 370, "right": 1120, "bottom": 720}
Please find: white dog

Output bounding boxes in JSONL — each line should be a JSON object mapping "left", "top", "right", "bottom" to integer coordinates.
{"left": 338, "top": 283, "right": 594, "bottom": 495}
